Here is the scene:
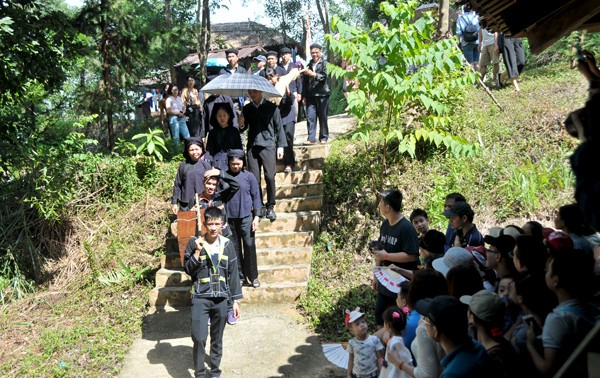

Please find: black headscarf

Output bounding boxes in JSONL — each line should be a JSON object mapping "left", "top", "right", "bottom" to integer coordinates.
{"left": 209, "top": 102, "right": 235, "bottom": 129}
{"left": 183, "top": 137, "right": 204, "bottom": 163}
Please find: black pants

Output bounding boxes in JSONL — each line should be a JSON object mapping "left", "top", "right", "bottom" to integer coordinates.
{"left": 283, "top": 121, "right": 296, "bottom": 166}
{"left": 191, "top": 297, "right": 227, "bottom": 378}
{"left": 247, "top": 145, "right": 276, "bottom": 208}
{"left": 306, "top": 96, "right": 329, "bottom": 142}
{"left": 501, "top": 37, "right": 525, "bottom": 79}
{"left": 228, "top": 216, "right": 258, "bottom": 281}
{"left": 186, "top": 105, "right": 204, "bottom": 138}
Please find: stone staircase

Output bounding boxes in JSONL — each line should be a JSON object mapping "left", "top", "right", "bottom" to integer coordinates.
{"left": 149, "top": 143, "right": 326, "bottom": 307}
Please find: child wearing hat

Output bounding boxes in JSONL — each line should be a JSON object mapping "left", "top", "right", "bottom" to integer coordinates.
{"left": 460, "top": 290, "right": 521, "bottom": 378}
{"left": 345, "top": 307, "right": 385, "bottom": 378}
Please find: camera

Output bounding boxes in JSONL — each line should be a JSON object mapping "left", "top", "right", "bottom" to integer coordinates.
{"left": 576, "top": 46, "right": 585, "bottom": 63}
{"left": 368, "top": 240, "right": 384, "bottom": 251}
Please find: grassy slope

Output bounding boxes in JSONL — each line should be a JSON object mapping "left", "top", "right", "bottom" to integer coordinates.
{"left": 300, "top": 63, "right": 587, "bottom": 340}
{"left": 0, "top": 161, "right": 178, "bottom": 377}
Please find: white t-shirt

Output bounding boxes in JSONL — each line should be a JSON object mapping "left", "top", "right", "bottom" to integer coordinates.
{"left": 166, "top": 96, "right": 184, "bottom": 114}
{"left": 347, "top": 335, "right": 384, "bottom": 376}
{"left": 481, "top": 29, "right": 495, "bottom": 47}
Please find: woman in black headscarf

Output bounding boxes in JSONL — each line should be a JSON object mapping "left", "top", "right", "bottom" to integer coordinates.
{"left": 171, "top": 137, "right": 211, "bottom": 214}
{"left": 205, "top": 102, "right": 243, "bottom": 172}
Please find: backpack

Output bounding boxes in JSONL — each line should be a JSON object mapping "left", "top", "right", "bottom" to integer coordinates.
{"left": 462, "top": 14, "right": 479, "bottom": 43}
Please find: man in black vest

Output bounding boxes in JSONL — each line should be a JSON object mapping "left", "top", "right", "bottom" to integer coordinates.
{"left": 239, "top": 89, "right": 287, "bottom": 220}
{"left": 302, "top": 43, "right": 330, "bottom": 144}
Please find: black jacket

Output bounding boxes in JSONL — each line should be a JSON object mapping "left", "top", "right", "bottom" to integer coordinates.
{"left": 303, "top": 59, "right": 330, "bottom": 97}
{"left": 184, "top": 235, "right": 242, "bottom": 301}
{"left": 241, "top": 99, "right": 287, "bottom": 149}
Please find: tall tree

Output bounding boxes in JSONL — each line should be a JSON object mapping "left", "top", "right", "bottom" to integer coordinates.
{"left": 438, "top": 0, "right": 450, "bottom": 38}
{"left": 76, "top": 0, "right": 149, "bottom": 150}
{"left": 0, "top": 0, "right": 86, "bottom": 171}
{"left": 197, "top": 0, "right": 210, "bottom": 83}
{"left": 314, "top": 0, "right": 332, "bottom": 61}
{"left": 261, "top": 0, "right": 303, "bottom": 45}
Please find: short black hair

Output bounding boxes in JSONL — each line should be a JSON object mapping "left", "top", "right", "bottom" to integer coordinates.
{"left": 549, "top": 248, "right": 595, "bottom": 296}
{"left": 204, "top": 206, "right": 223, "bottom": 222}
{"left": 310, "top": 43, "right": 322, "bottom": 50}
{"left": 380, "top": 189, "right": 403, "bottom": 212}
{"left": 410, "top": 208, "right": 428, "bottom": 222}
{"left": 265, "top": 67, "right": 279, "bottom": 79}
{"left": 445, "top": 193, "right": 466, "bottom": 202}
{"left": 558, "top": 203, "right": 594, "bottom": 236}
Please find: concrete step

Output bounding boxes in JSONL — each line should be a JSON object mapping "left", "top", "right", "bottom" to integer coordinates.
{"left": 274, "top": 170, "right": 322, "bottom": 185}
{"left": 258, "top": 264, "right": 310, "bottom": 283}
{"left": 241, "top": 281, "right": 307, "bottom": 303}
{"left": 273, "top": 196, "right": 322, "bottom": 212}
{"left": 275, "top": 157, "right": 324, "bottom": 173}
{"left": 257, "top": 211, "right": 320, "bottom": 233}
{"left": 161, "top": 252, "right": 182, "bottom": 270}
{"left": 155, "top": 268, "right": 189, "bottom": 288}
{"left": 272, "top": 182, "right": 323, "bottom": 199}
{"left": 255, "top": 231, "right": 313, "bottom": 249}
{"left": 149, "top": 286, "right": 191, "bottom": 307}
{"left": 156, "top": 261, "right": 310, "bottom": 289}
{"left": 291, "top": 143, "right": 328, "bottom": 160}
{"left": 149, "top": 282, "right": 308, "bottom": 306}
{"left": 256, "top": 246, "right": 313, "bottom": 266}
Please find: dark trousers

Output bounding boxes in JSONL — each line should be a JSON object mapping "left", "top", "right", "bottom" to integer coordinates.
{"left": 186, "top": 105, "right": 204, "bottom": 138}
{"left": 375, "top": 292, "right": 397, "bottom": 327}
{"left": 228, "top": 216, "right": 258, "bottom": 281}
{"left": 283, "top": 121, "right": 296, "bottom": 166}
{"left": 247, "top": 145, "right": 276, "bottom": 208}
{"left": 501, "top": 37, "right": 526, "bottom": 79}
{"left": 191, "top": 297, "right": 227, "bottom": 378}
{"left": 306, "top": 96, "right": 329, "bottom": 142}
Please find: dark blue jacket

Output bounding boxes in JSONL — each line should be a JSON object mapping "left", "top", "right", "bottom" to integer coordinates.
{"left": 226, "top": 169, "right": 262, "bottom": 219}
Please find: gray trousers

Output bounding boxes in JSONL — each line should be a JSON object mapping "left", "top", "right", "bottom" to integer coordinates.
{"left": 191, "top": 297, "right": 227, "bottom": 378}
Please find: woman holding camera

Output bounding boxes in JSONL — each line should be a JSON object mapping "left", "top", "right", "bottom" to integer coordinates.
{"left": 166, "top": 85, "right": 191, "bottom": 144}
{"left": 181, "top": 75, "right": 204, "bottom": 138}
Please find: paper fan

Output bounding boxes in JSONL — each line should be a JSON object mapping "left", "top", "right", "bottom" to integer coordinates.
{"left": 372, "top": 265, "right": 407, "bottom": 293}
{"left": 321, "top": 343, "right": 349, "bottom": 369}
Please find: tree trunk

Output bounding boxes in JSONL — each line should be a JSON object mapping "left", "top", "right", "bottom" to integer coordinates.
{"left": 165, "top": 0, "right": 176, "bottom": 82}
{"left": 100, "top": 0, "right": 115, "bottom": 151}
{"left": 165, "top": 0, "right": 172, "bottom": 27}
{"left": 314, "top": 0, "right": 333, "bottom": 63}
{"left": 438, "top": 0, "right": 451, "bottom": 39}
{"left": 197, "top": 0, "right": 210, "bottom": 84}
{"left": 279, "top": 0, "right": 287, "bottom": 45}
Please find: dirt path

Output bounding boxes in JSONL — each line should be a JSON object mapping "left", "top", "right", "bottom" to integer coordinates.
{"left": 120, "top": 114, "right": 355, "bottom": 378}
{"left": 119, "top": 304, "right": 345, "bottom": 378}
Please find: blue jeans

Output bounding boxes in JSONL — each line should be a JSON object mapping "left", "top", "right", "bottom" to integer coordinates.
{"left": 462, "top": 43, "right": 480, "bottom": 64}
{"left": 169, "top": 115, "right": 190, "bottom": 143}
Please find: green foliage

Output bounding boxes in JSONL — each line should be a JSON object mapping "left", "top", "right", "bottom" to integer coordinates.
{"left": 327, "top": 1, "right": 478, "bottom": 169}
{"left": 0, "top": 249, "right": 35, "bottom": 305}
{"left": 98, "top": 259, "right": 153, "bottom": 287}
{"left": 299, "top": 233, "right": 377, "bottom": 340}
{"left": 132, "top": 129, "right": 168, "bottom": 161}
{"left": 328, "top": 81, "right": 348, "bottom": 116}
{"left": 528, "top": 30, "right": 600, "bottom": 68}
